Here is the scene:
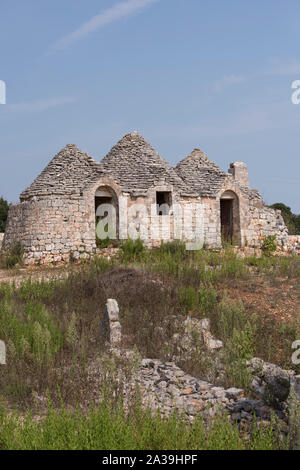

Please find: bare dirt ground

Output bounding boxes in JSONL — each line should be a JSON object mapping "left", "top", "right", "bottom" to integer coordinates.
{"left": 0, "top": 265, "right": 74, "bottom": 286}
{"left": 227, "top": 277, "right": 300, "bottom": 324}
{"left": 1, "top": 261, "right": 299, "bottom": 323}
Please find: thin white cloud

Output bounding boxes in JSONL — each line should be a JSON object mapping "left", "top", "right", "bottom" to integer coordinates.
{"left": 264, "top": 59, "right": 300, "bottom": 77}
{"left": 157, "top": 100, "right": 297, "bottom": 140}
{"left": 213, "top": 74, "right": 246, "bottom": 93}
{"left": 48, "top": 0, "right": 159, "bottom": 54}
{"left": 213, "top": 59, "right": 300, "bottom": 93}
{"left": 179, "top": 108, "right": 275, "bottom": 139}
{"left": 6, "top": 97, "right": 75, "bottom": 113}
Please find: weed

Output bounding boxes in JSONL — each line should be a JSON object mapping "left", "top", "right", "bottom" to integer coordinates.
{"left": 261, "top": 235, "right": 277, "bottom": 257}
{"left": 0, "top": 242, "right": 23, "bottom": 269}
{"left": 0, "top": 400, "right": 289, "bottom": 450}
{"left": 120, "top": 238, "right": 147, "bottom": 263}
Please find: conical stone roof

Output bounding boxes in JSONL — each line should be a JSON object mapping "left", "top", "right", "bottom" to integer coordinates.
{"left": 20, "top": 136, "right": 228, "bottom": 201}
{"left": 175, "top": 148, "right": 227, "bottom": 197}
{"left": 98, "top": 132, "right": 185, "bottom": 193}
{"left": 20, "top": 144, "right": 104, "bottom": 200}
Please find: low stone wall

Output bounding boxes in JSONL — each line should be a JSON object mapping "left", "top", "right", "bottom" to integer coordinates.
{"left": 283, "top": 235, "right": 300, "bottom": 253}
{"left": 3, "top": 196, "right": 96, "bottom": 265}
{"left": 94, "top": 299, "right": 299, "bottom": 432}
{"left": 243, "top": 206, "right": 288, "bottom": 248}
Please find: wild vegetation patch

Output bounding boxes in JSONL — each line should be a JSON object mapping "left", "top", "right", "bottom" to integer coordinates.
{"left": 0, "top": 244, "right": 299, "bottom": 449}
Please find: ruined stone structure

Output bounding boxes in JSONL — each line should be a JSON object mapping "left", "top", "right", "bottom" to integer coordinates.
{"left": 90, "top": 299, "right": 299, "bottom": 427}
{"left": 2, "top": 131, "right": 295, "bottom": 265}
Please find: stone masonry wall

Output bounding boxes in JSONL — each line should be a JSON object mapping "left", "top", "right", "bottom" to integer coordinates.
{"left": 285, "top": 235, "right": 300, "bottom": 253}
{"left": 243, "top": 206, "right": 288, "bottom": 249}
{"left": 3, "top": 175, "right": 296, "bottom": 265}
{"left": 3, "top": 196, "right": 96, "bottom": 265}
{"left": 216, "top": 177, "right": 291, "bottom": 250}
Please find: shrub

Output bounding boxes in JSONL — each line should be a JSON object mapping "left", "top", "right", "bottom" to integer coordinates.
{"left": 96, "top": 237, "right": 119, "bottom": 249}
{"left": 0, "top": 242, "right": 23, "bottom": 269}
{"left": 220, "top": 257, "right": 248, "bottom": 280}
{"left": 215, "top": 298, "right": 249, "bottom": 341}
{"left": 120, "top": 238, "right": 147, "bottom": 263}
{"left": 197, "top": 286, "right": 217, "bottom": 315}
{"left": 180, "top": 286, "right": 197, "bottom": 311}
{"left": 261, "top": 235, "right": 277, "bottom": 256}
{"left": 17, "top": 279, "right": 55, "bottom": 302}
{"left": 0, "top": 197, "right": 9, "bottom": 232}
{"left": 206, "top": 251, "right": 221, "bottom": 267}
{"left": 0, "top": 299, "right": 63, "bottom": 366}
{"left": 224, "top": 322, "right": 255, "bottom": 390}
{"left": 158, "top": 240, "right": 186, "bottom": 257}
{"left": 210, "top": 298, "right": 257, "bottom": 391}
{"left": 270, "top": 203, "right": 300, "bottom": 235}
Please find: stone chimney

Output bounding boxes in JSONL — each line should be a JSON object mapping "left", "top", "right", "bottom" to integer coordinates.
{"left": 229, "top": 162, "right": 250, "bottom": 187}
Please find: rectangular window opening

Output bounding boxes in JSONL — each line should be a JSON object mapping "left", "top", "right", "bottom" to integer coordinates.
{"left": 156, "top": 191, "right": 172, "bottom": 216}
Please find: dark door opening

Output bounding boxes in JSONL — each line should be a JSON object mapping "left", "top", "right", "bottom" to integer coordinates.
{"left": 220, "top": 199, "right": 233, "bottom": 243}
{"left": 95, "top": 196, "right": 112, "bottom": 221}
{"left": 156, "top": 191, "right": 172, "bottom": 215}
{"left": 95, "top": 186, "right": 119, "bottom": 244}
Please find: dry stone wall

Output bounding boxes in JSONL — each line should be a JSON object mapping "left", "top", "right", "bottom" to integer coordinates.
{"left": 93, "top": 300, "right": 298, "bottom": 431}
{"left": 3, "top": 190, "right": 294, "bottom": 265}
{"left": 3, "top": 185, "right": 296, "bottom": 265}
{"left": 243, "top": 206, "right": 288, "bottom": 248}
{"left": 217, "top": 177, "right": 292, "bottom": 250}
{"left": 3, "top": 196, "right": 96, "bottom": 265}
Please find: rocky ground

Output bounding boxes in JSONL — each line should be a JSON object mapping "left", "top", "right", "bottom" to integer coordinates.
{"left": 84, "top": 299, "right": 300, "bottom": 439}
{"left": 0, "top": 248, "right": 299, "bottom": 444}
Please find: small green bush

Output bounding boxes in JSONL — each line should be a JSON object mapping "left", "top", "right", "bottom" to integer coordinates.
{"left": 198, "top": 286, "right": 218, "bottom": 314}
{"left": 0, "top": 242, "right": 23, "bottom": 269}
{"left": 224, "top": 322, "right": 255, "bottom": 390}
{"left": 261, "top": 235, "right": 277, "bottom": 256}
{"left": 216, "top": 298, "right": 249, "bottom": 341}
{"left": 159, "top": 240, "right": 186, "bottom": 257}
{"left": 210, "top": 297, "right": 257, "bottom": 391}
{"left": 180, "top": 286, "right": 197, "bottom": 311}
{"left": 0, "top": 197, "right": 9, "bottom": 232}
{"left": 96, "top": 237, "right": 119, "bottom": 249}
{"left": 17, "top": 278, "right": 55, "bottom": 302}
{"left": 120, "top": 238, "right": 147, "bottom": 263}
{"left": 0, "top": 298, "right": 63, "bottom": 366}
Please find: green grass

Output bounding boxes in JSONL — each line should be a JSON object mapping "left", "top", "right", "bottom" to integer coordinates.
{"left": 0, "top": 400, "right": 288, "bottom": 450}
{"left": 0, "top": 244, "right": 299, "bottom": 449}
{"left": 0, "top": 242, "right": 23, "bottom": 269}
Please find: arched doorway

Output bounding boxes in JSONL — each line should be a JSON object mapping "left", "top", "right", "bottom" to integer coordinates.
{"left": 95, "top": 186, "right": 119, "bottom": 244}
{"left": 220, "top": 191, "right": 240, "bottom": 244}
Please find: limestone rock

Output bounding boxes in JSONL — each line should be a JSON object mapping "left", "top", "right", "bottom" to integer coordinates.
{"left": 99, "top": 299, "right": 122, "bottom": 347}
{"left": 247, "top": 358, "right": 291, "bottom": 409}
{"left": 177, "top": 316, "right": 223, "bottom": 353}
{"left": 0, "top": 340, "right": 5, "bottom": 365}
{"left": 292, "top": 375, "right": 300, "bottom": 401}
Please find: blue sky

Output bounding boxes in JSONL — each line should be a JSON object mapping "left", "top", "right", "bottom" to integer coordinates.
{"left": 0, "top": 0, "right": 299, "bottom": 212}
